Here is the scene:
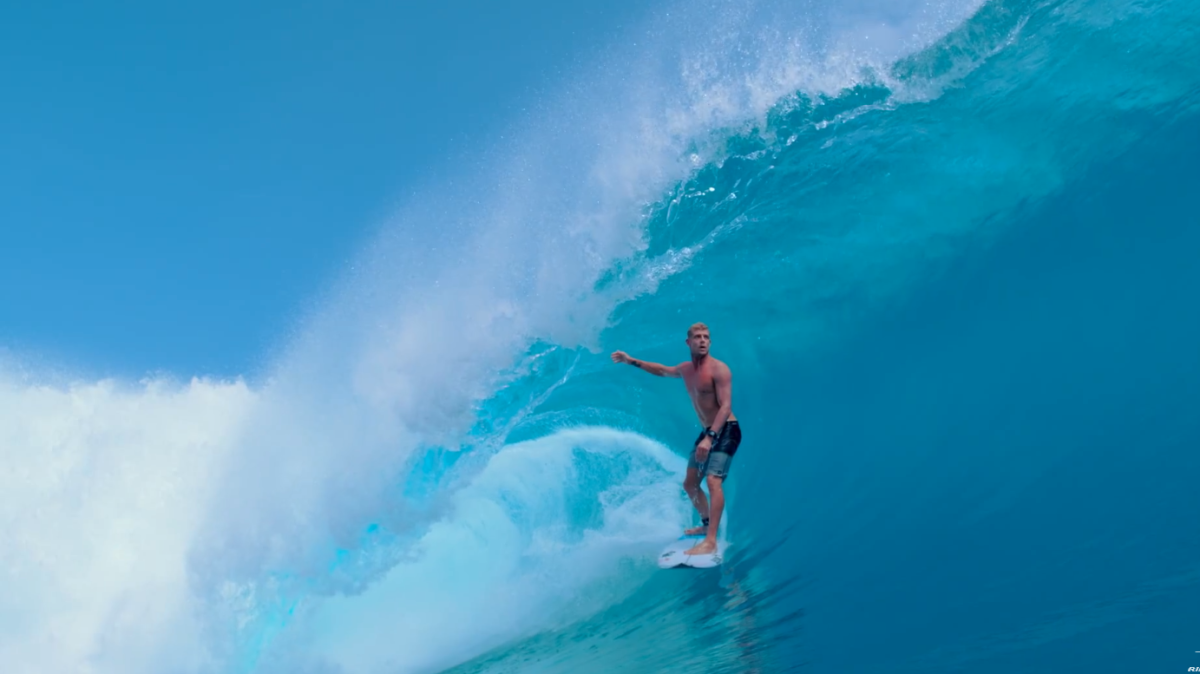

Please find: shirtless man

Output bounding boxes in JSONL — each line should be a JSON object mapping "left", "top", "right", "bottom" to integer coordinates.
{"left": 611, "top": 322, "right": 741, "bottom": 556}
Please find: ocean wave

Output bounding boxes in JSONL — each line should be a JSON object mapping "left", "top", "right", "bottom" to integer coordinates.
{"left": 4, "top": 0, "right": 1198, "bottom": 672}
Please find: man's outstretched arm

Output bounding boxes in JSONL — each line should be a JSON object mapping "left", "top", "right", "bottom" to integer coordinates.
{"left": 611, "top": 351, "right": 682, "bottom": 378}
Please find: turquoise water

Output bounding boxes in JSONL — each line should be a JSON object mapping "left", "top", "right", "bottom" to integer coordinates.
{"left": 434, "top": 0, "right": 1200, "bottom": 670}
{"left": 5, "top": 0, "right": 1197, "bottom": 672}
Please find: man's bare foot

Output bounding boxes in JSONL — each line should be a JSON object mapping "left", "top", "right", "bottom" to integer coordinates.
{"left": 684, "top": 525, "right": 708, "bottom": 536}
{"left": 685, "top": 538, "right": 717, "bottom": 555}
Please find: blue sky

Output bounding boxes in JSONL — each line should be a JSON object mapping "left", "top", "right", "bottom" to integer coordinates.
{"left": 0, "top": 0, "right": 649, "bottom": 378}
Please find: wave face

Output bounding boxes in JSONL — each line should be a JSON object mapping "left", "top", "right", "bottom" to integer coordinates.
{"left": 3, "top": 0, "right": 1200, "bottom": 672}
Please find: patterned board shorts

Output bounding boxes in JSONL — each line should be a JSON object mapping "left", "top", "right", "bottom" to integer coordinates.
{"left": 687, "top": 420, "right": 742, "bottom": 479}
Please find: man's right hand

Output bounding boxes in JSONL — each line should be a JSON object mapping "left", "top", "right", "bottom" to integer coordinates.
{"left": 611, "top": 351, "right": 631, "bottom": 364}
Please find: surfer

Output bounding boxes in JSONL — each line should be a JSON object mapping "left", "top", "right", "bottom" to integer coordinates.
{"left": 611, "top": 322, "right": 740, "bottom": 556}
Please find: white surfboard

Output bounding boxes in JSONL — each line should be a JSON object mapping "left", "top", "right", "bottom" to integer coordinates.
{"left": 657, "top": 534, "right": 727, "bottom": 569}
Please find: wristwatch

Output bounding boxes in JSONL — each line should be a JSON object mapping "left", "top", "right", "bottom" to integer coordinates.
{"left": 704, "top": 428, "right": 719, "bottom": 440}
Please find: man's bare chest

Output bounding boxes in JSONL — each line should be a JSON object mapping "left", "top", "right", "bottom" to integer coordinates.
{"left": 684, "top": 369, "right": 717, "bottom": 399}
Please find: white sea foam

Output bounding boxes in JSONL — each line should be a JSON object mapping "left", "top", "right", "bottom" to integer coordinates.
{"left": 0, "top": 374, "right": 255, "bottom": 674}
{"left": 261, "top": 429, "right": 688, "bottom": 674}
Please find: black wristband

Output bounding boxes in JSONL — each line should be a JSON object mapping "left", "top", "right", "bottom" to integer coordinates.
{"left": 705, "top": 428, "right": 719, "bottom": 439}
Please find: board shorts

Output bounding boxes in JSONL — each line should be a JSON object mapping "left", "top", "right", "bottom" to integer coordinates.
{"left": 688, "top": 420, "right": 742, "bottom": 479}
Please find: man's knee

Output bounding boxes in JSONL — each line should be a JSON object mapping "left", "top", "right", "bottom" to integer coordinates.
{"left": 683, "top": 476, "right": 700, "bottom": 492}
{"left": 705, "top": 474, "right": 724, "bottom": 491}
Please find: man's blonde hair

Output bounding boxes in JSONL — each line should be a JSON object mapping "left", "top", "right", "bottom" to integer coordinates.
{"left": 687, "top": 322, "right": 710, "bottom": 339}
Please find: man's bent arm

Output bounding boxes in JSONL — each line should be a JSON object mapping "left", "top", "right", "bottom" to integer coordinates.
{"left": 708, "top": 365, "right": 733, "bottom": 433}
{"left": 611, "top": 351, "right": 682, "bottom": 378}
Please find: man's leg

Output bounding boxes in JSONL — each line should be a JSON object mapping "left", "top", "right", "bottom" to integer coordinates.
{"left": 683, "top": 465, "right": 710, "bottom": 535}
{"left": 685, "top": 473, "right": 724, "bottom": 554}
